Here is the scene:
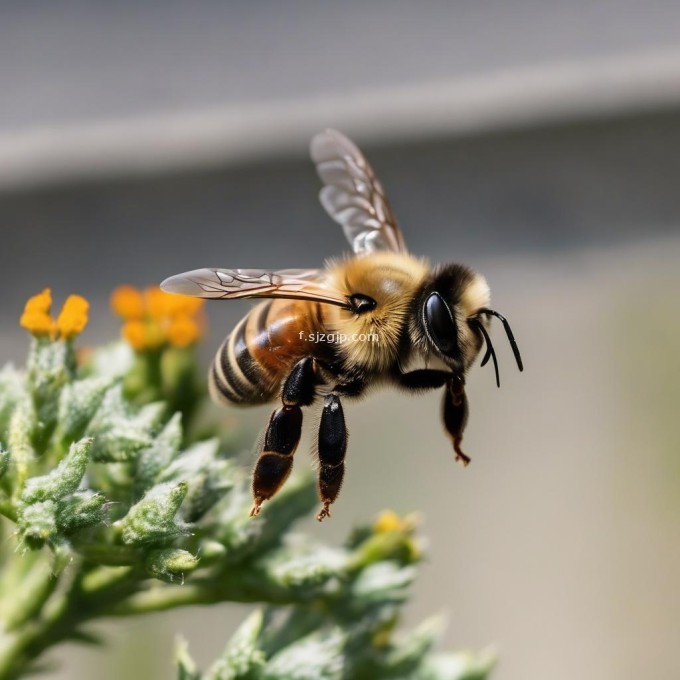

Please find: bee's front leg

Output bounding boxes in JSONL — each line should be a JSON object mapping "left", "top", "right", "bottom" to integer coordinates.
{"left": 442, "top": 374, "right": 471, "bottom": 466}
{"left": 250, "top": 357, "right": 316, "bottom": 517}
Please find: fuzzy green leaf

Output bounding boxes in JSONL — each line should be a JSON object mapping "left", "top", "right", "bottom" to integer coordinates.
{"left": 135, "top": 412, "right": 183, "bottom": 495}
{"left": 419, "top": 650, "right": 496, "bottom": 680}
{"left": 176, "top": 637, "right": 201, "bottom": 680}
{"left": 56, "top": 376, "right": 117, "bottom": 445}
{"left": 0, "top": 447, "right": 9, "bottom": 479}
{"left": 158, "top": 438, "right": 234, "bottom": 521}
{"left": 0, "top": 365, "right": 24, "bottom": 435}
{"left": 56, "top": 490, "right": 107, "bottom": 534}
{"left": 18, "top": 500, "right": 58, "bottom": 549}
{"left": 8, "top": 397, "right": 36, "bottom": 471}
{"left": 263, "top": 628, "right": 346, "bottom": 680}
{"left": 206, "top": 610, "right": 266, "bottom": 680}
{"left": 87, "top": 386, "right": 163, "bottom": 462}
{"left": 21, "top": 437, "right": 93, "bottom": 504}
{"left": 351, "top": 562, "right": 416, "bottom": 606}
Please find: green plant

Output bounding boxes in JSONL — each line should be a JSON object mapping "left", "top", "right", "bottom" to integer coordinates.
{"left": 0, "top": 289, "right": 494, "bottom": 679}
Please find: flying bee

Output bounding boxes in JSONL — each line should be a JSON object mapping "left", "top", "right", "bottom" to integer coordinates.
{"left": 161, "top": 129, "right": 523, "bottom": 521}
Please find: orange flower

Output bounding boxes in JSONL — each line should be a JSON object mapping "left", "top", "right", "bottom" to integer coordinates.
{"left": 122, "top": 320, "right": 147, "bottom": 351}
{"left": 20, "top": 310, "right": 56, "bottom": 337}
{"left": 23, "top": 289, "right": 52, "bottom": 315}
{"left": 165, "top": 294, "right": 204, "bottom": 317}
{"left": 110, "top": 285, "right": 145, "bottom": 320}
{"left": 122, "top": 320, "right": 165, "bottom": 351}
{"left": 56, "top": 295, "right": 89, "bottom": 339}
{"left": 112, "top": 284, "right": 205, "bottom": 351}
{"left": 166, "top": 316, "right": 201, "bottom": 348}
{"left": 144, "top": 287, "right": 172, "bottom": 320}
{"left": 20, "top": 289, "right": 89, "bottom": 340}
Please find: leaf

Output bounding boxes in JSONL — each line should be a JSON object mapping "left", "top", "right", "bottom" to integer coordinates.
{"left": 206, "top": 610, "right": 266, "bottom": 680}
{"left": 56, "top": 490, "right": 107, "bottom": 534}
{"left": 135, "top": 412, "right": 183, "bottom": 495}
{"left": 418, "top": 649, "right": 496, "bottom": 680}
{"left": 21, "top": 438, "right": 93, "bottom": 504}
{"left": 176, "top": 636, "right": 202, "bottom": 680}
{"left": 56, "top": 376, "right": 118, "bottom": 445}
{"left": 0, "top": 364, "right": 24, "bottom": 435}
{"left": 263, "top": 628, "right": 346, "bottom": 680}
{"left": 351, "top": 562, "right": 417, "bottom": 606}
{"left": 87, "top": 386, "right": 163, "bottom": 462}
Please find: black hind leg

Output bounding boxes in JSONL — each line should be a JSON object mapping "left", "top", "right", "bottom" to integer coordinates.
{"left": 442, "top": 375, "right": 471, "bottom": 466}
{"left": 250, "top": 357, "right": 316, "bottom": 516}
{"left": 316, "top": 392, "right": 348, "bottom": 521}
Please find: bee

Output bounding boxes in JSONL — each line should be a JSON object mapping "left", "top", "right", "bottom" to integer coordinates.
{"left": 161, "top": 129, "right": 523, "bottom": 521}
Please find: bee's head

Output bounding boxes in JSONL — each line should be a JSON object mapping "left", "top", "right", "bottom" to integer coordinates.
{"left": 414, "top": 264, "right": 523, "bottom": 385}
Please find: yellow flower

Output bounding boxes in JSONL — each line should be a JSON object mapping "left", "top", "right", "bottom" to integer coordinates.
{"left": 20, "top": 289, "right": 89, "bottom": 340}
{"left": 374, "top": 510, "right": 405, "bottom": 534}
{"left": 373, "top": 510, "right": 419, "bottom": 535}
{"left": 122, "top": 320, "right": 147, "bottom": 351}
{"left": 122, "top": 320, "right": 165, "bottom": 351}
{"left": 20, "top": 310, "right": 56, "bottom": 337}
{"left": 23, "top": 289, "right": 52, "bottom": 315}
{"left": 167, "top": 315, "right": 201, "bottom": 348}
{"left": 144, "top": 287, "right": 172, "bottom": 320}
{"left": 165, "top": 294, "right": 204, "bottom": 317}
{"left": 110, "top": 286, "right": 145, "bottom": 320}
{"left": 56, "top": 295, "right": 89, "bottom": 339}
{"left": 112, "top": 284, "right": 205, "bottom": 351}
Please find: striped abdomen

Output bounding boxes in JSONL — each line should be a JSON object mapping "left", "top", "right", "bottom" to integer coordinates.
{"left": 209, "top": 299, "right": 325, "bottom": 406}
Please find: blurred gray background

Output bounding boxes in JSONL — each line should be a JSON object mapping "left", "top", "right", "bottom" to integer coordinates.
{"left": 1, "top": 2, "right": 679, "bottom": 679}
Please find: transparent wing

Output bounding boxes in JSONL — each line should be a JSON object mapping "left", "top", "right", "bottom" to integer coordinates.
{"left": 310, "top": 128, "right": 408, "bottom": 255}
{"left": 161, "top": 267, "right": 350, "bottom": 308}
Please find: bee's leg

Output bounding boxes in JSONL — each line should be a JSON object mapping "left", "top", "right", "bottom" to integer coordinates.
{"left": 442, "top": 375, "right": 471, "bottom": 466}
{"left": 250, "top": 357, "right": 317, "bottom": 516}
{"left": 395, "top": 368, "right": 452, "bottom": 392}
{"left": 316, "top": 392, "right": 348, "bottom": 522}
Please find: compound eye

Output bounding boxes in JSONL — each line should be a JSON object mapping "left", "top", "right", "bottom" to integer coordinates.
{"left": 424, "top": 292, "right": 459, "bottom": 356}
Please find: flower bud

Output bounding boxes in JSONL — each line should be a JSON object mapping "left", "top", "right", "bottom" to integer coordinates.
{"left": 56, "top": 491, "right": 107, "bottom": 534}
{"left": 19, "top": 500, "right": 58, "bottom": 549}
{"left": 116, "top": 482, "right": 189, "bottom": 546}
{"left": 145, "top": 548, "right": 199, "bottom": 583}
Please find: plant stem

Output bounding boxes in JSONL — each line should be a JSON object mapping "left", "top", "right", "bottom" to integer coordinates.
{"left": 0, "top": 565, "right": 139, "bottom": 680}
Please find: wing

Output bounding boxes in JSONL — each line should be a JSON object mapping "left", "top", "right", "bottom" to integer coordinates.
{"left": 161, "top": 267, "right": 350, "bottom": 308}
{"left": 310, "top": 128, "right": 408, "bottom": 255}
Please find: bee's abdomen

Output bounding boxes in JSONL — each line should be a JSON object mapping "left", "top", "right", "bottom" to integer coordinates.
{"left": 209, "top": 300, "right": 322, "bottom": 406}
